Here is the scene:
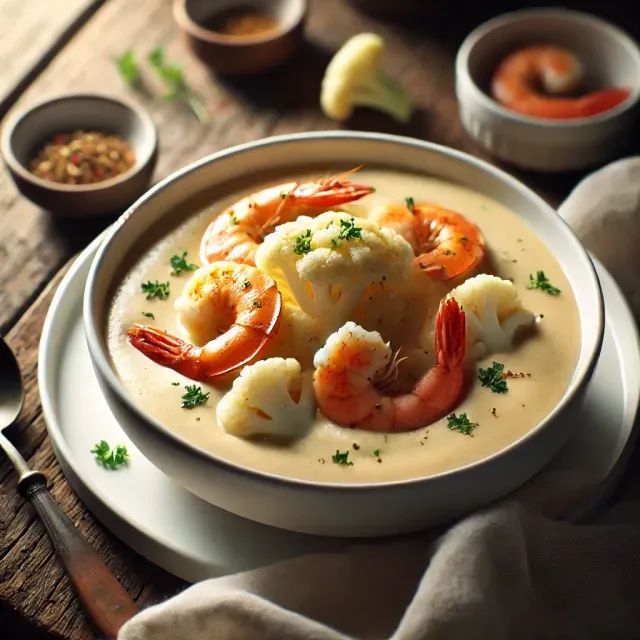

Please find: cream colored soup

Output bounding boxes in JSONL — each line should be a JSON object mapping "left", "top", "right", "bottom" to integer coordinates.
{"left": 108, "top": 167, "right": 580, "bottom": 483}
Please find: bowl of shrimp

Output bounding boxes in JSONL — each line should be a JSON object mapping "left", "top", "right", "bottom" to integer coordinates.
{"left": 84, "top": 131, "right": 603, "bottom": 537}
{"left": 456, "top": 8, "right": 640, "bottom": 172}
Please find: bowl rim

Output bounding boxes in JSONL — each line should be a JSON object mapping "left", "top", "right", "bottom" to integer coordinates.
{"left": 0, "top": 92, "right": 159, "bottom": 194}
{"left": 173, "top": 0, "right": 307, "bottom": 47}
{"left": 84, "top": 130, "right": 605, "bottom": 493}
{"left": 456, "top": 7, "right": 640, "bottom": 128}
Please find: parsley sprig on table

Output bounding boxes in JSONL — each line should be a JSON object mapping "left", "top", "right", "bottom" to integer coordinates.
{"left": 170, "top": 252, "right": 198, "bottom": 276}
{"left": 148, "top": 46, "right": 209, "bottom": 125}
{"left": 115, "top": 49, "right": 141, "bottom": 87}
{"left": 181, "top": 385, "right": 210, "bottom": 409}
{"left": 478, "top": 361, "right": 508, "bottom": 394}
{"left": 141, "top": 280, "right": 170, "bottom": 300}
{"left": 527, "top": 271, "right": 561, "bottom": 296}
{"left": 332, "top": 450, "right": 354, "bottom": 465}
{"left": 447, "top": 413, "right": 478, "bottom": 436}
{"left": 91, "top": 440, "right": 129, "bottom": 470}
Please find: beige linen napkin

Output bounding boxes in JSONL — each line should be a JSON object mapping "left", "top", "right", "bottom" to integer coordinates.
{"left": 119, "top": 158, "right": 640, "bottom": 640}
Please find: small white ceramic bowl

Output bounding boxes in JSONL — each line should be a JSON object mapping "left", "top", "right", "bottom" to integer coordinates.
{"left": 1, "top": 94, "right": 158, "bottom": 217}
{"left": 84, "top": 132, "right": 604, "bottom": 537}
{"left": 456, "top": 9, "right": 640, "bottom": 172}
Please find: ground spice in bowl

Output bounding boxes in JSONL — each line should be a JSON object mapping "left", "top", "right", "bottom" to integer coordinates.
{"left": 29, "top": 130, "right": 136, "bottom": 186}
{"left": 203, "top": 7, "right": 280, "bottom": 37}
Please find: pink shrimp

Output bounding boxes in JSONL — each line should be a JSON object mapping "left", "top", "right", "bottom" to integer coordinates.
{"left": 491, "top": 45, "right": 630, "bottom": 119}
{"left": 312, "top": 298, "right": 466, "bottom": 432}
{"left": 200, "top": 167, "right": 375, "bottom": 266}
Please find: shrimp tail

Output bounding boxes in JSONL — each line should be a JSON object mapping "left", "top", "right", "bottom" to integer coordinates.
{"left": 435, "top": 298, "right": 466, "bottom": 369}
{"left": 580, "top": 88, "right": 630, "bottom": 117}
{"left": 128, "top": 324, "right": 204, "bottom": 381}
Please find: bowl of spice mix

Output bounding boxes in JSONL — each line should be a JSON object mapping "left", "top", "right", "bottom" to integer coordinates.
{"left": 1, "top": 94, "right": 158, "bottom": 217}
{"left": 173, "top": 0, "right": 307, "bottom": 76}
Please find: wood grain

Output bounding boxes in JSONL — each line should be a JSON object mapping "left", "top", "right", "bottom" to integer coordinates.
{"left": 1, "top": 0, "right": 640, "bottom": 638}
{"left": 0, "top": 0, "right": 102, "bottom": 116}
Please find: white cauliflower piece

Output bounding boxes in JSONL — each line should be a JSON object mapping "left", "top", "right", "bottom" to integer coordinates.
{"left": 321, "top": 33, "right": 413, "bottom": 123}
{"left": 448, "top": 274, "right": 536, "bottom": 358}
{"left": 255, "top": 211, "right": 414, "bottom": 334}
{"left": 216, "top": 358, "right": 315, "bottom": 439}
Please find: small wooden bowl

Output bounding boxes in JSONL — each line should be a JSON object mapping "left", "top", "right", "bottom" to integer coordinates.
{"left": 173, "top": 0, "right": 307, "bottom": 76}
{"left": 0, "top": 94, "right": 158, "bottom": 218}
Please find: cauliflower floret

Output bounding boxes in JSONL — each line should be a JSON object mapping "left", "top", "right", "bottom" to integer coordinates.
{"left": 320, "top": 33, "right": 413, "bottom": 123}
{"left": 448, "top": 274, "right": 536, "bottom": 358}
{"left": 216, "top": 358, "right": 315, "bottom": 439}
{"left": 255, "top": 211, "right": 415, "bottom": 335}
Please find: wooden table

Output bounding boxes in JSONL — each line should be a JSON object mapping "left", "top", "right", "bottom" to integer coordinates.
{"left": 1, "top": 0, "right": 638, "bottom": 638}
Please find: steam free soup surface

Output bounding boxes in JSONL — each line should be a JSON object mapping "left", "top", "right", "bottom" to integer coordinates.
{"left": 107, "top": 167, "right": 581, "bottom": 483}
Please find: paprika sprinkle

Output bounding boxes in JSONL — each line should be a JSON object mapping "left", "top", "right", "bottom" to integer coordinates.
{"left": 203, "top": 7, "right": 279, "bottom": 38}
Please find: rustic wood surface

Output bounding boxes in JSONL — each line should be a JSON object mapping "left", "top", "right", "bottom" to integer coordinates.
{"left": 0, "top": 0, "right": 639, "bottom": 638}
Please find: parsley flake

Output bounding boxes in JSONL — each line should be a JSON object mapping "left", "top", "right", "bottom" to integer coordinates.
{"left": 478, "top": 361, "right": 508, "bottom": 394}
{"left": 142, "top": 311, "right": 155, "bottom": 319}
{"left": 332, "top": 450, "right": 354, "bottom": 465}
{"left": 229, "top": 212, "right": 238, "bottom": 225}
{"left": 243, "top": 280, "right": 251, "bottom": 288}
{"left": 405, "top": 196, "right": 416, "bottom": 213}
{"left": 447, "top": 413, "right": 478, "bottom": 436}
{"left": 170, "top": 251, "right": 198, "bottom": 275}
{"left": 171, "top": 382, "right": 180, "bottom": 386}
{"left": 338, "top": 217, "right": 362, "bottom": 242}
{"left": 141, "top": 280, "right": 170, "bottom": 300}
{"left": 373, "top": 449, "right": 381, "bottom": 458}
{"left": 293, "top": 229, "right": 313, "bottom": 255}
{"left": 527, "top": 271, "right": 561, "bottom": 295}
{"left": 181, "top": 385, "right": 210, "bottom": 409}
{"left": 91, "top": 440, "right": 129, "bottom": 470}
{"left": 252, "top": 300, "right": 262, "bottom": 309}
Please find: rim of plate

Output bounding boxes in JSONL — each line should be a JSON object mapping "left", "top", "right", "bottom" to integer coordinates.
{"left": 83, "top": 131, "right": 605, "bottom": 492}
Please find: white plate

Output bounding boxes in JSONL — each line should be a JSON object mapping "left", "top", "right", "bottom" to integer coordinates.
{"left": 39, "top": 234, "right": 640, "bottom": 583}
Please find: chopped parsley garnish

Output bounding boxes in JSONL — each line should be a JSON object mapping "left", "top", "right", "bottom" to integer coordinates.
{"left": 527, "top": 271, "right": 561, "bottom": 295}
{"left": 331, "top": 238, "right": 343, "bottom": 248}
{"left": 170, "top": 251, "right": 198, "bottom": 275}
{"left": 243, "top": 279, "right": 251, "bottom": 288}
{"left": 141, "top": 280, "right": 170, "bottom": 300}
{"left": 91, "top": 440, "right": 129, "bottom": 470}
{"left": 373, "top": 449, "right": 381, "bottom": 457}
{"left": 478, "top": 361, "right": 508, "bottom": 394}
{"left": 447, "top": 413, "right": 478, "bottom": 436}
{"left": 332, "top": 450, "right": 354, "bottom": 465}
{"left": 405, "top": 196, "right": 415, "bottom": 213}
{"left": 181, "top": 385, "right": 210, "bottom": 409}
{"left": 293, "top": 229, "right": 313, "bottom": 255}
{"left": 338, "top": 217, "right": 362, "bottom": 242}
{"left": 280, "top": 190, "right": 288, "bottom": 199}
{"left": 142, "top": 311, "right": 155, "bottom": 319}
{"left": 171, "top": 381, "right": 180, "bottom": 386}
{"left": 229, "top": 212, "right": 238, "bottom": 225}
{"left": 252, "top": 300, "right": 262, "bottom": 309}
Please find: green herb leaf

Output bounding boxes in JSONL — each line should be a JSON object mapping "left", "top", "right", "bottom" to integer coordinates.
{"left": 243, "top": 280, "right": 251, "bottom": 288}
{"left": 478, "top": 361, "right": 508, "bottom": 394}
{"left": 252, "top": 300, "right": 262, "bottom": 309}
{"left": 446, "top": 413, "right": 478, "bottom": 436}
{"left": 115, "top": 49, "right": 141, "bottom": 86}
{"left": 293, "top": 229, "right": 313, "bottom": 255}
{"left": 230, "top": 212, "right": 238, "bottom": 225}
{"left": 405, "top": 196, "right": 415, "bottom": 213}
{"left": 142, "top": 311, "right": 155, "bottom": 319}
{"left": 527, "top": 271, "right": 561, "bottom": 295}
{"left": 338, "top": 217, "right": 362, "bottom": 242}
{"left": 373, "top": 449, "right": 381, "bottom": 457}
{"left": 170, "top": 251, "right": 198, "bottom": 275}
{"left": 91, "top": 440, "right": 129, "bottom": 470}
{"left": 181, "top": 385, "right": 210, "bottom": 409}
{"left": 332, "top": 450, "right": 354, "bottom": 465}
{"left": 330, "top": 238, "right": 343, "bottom": 248}
{"left": 171, "top": 382, "right": 180, "bottom": 386}
{"left": 141, "top": 280, "right": 170, "bottom": 300}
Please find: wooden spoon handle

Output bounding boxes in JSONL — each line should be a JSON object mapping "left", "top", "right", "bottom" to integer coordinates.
{"left": 19, "top": 471, "right": 140, "bottom": 639}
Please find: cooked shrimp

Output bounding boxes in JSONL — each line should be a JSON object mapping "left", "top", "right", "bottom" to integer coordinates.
{"left": 491, "top": 45, "right": 630, "bottom": 119}
{"left": 371, "top": 201, "right": 485, "bottom": 280}
{"left": 128, "top": 261, "right": 281, "bottom": 381}
{"left": 313, "top": 298, "right": 466, "bottom": 432}
{"left": 200, "top": 168, "right": 375, "bottom": 266}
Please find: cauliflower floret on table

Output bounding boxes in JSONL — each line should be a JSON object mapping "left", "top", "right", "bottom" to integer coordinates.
{"left": 255, "top": 211, "right": 415, "bottom": 335}
{"left": 448, "top": 274, "right": 536, "bottom": 359}
{"left": 216, "top": 358, "right": 315, "bottom": 439}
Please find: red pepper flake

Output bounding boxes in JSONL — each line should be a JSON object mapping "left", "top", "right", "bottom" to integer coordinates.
{"left": 54, "top": 134, "right": 67, "bottom": 145}
{"left": 71, "top": 154, "right": 81, "bottom": 165}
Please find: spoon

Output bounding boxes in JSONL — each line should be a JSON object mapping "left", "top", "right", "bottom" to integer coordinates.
{"left": 0, "top": 336, "right": 139, "bottom": 639}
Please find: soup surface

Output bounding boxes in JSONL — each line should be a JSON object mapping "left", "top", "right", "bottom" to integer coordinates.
{"left": 107, "top": 167, "right": 581, "bottom": 483}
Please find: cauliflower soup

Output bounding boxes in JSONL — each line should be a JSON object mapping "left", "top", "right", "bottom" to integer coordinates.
{"left": 107, "top": 166, "right": 581, "bottom": 483}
